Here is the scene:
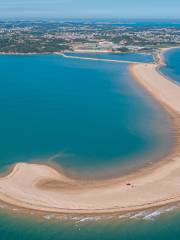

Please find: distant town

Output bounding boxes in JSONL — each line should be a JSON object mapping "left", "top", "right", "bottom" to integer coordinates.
{"left": 0, "top": 20, "right": 180, "bottom": 55}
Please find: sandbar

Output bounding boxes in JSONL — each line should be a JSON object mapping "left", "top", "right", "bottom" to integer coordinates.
{"left": 0, "top": 54, "right": 180, "bottom": 215}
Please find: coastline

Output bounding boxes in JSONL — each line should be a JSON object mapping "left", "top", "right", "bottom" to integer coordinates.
{"left": 0, "top": 51, "right": 179, "bottom": 216}
{"left": 157, "top": 47, "right": 180, "bottom": 87}
{"left": 156, "top": 46, "right": 180, "bottom": 66}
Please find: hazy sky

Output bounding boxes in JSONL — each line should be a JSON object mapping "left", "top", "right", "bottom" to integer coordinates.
{"left": 0, "top": 0, "right": 180, "bottom": 19}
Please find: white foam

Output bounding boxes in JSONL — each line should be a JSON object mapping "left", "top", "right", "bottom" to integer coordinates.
{"left": 12, "top": 208, "right": 20, "bottom": 211}
{"left": 43, "top": 205, "right": 178, "bottom": 222}
{"left": 143, "top": 206, "right": 177, "bottom": 221}
{"left": 75, "top": 216, "right": 102, "bottom": 223}
{"left": 0, "top": 204, "right": 7, "bottom": 209}
{"left": 129, "top": 211, "right": 149, "bottom": 219}
{"left": 43, "top": 214, "right": 56, "bottom": 220}
{"left": 118, "top": 213, "right": 134, "bottom": 219}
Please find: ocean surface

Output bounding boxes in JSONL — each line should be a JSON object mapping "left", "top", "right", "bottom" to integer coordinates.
{"left": 1, "top": 205, "right": 180, "bottom": 240}
{"left": 160, "top": 47, "right": 180, "bottom": 84}
{"left": 0, "top": 52, "right": 178, "bottom": 239}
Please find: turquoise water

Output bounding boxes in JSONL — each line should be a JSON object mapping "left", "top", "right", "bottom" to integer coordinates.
{"left": 0, "top": 53, "right": 176, "bottom": 239}
{"left": 160, "top": 48, "right": 180, "bottom": 84}
{"left": 65, "top": 52, "right": 154, "bottom": 63}
{"left": 0, "top": 206, "right": 180, "bottom": 240}
{"left": 0, "top": 54, "right": 170, "bottom": 178}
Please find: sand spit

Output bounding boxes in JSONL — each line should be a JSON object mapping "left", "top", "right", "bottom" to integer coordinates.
{"left": 130, "top": 63, "right": 180, "bottom": 114}
{"left": 0, "top": 57, "right": 179, "bottom": 215}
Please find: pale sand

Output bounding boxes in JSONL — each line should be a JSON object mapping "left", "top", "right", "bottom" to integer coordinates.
{"left": 131, "top": 63, "right": 180, "bottom": 114}
{"left": 0, "top": 62, "right": 179, "bottom": 215}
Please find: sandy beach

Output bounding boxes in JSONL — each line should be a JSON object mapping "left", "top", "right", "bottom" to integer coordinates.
{"left": 0, "top": 56, "right": 179, "bottom": 215}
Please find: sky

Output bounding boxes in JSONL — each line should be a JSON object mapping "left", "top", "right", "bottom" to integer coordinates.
{"left": 0, "top": 0, "right": 180, "bottom": 19}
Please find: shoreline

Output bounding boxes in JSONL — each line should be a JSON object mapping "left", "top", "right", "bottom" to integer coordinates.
{"left": 157, "top": 47, "right": 180, "bottom": 87}
{"left": 0, "top": 52, "right": 179, "bottom": 216}
{"left": 156, "top": 46, "right": 180, "bottom": 66}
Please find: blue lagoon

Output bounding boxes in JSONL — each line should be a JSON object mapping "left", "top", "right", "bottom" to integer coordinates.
{"left": 0, "top": 54, "right": 171, "bottom": 178}
{"left": 0, "top": 51, "right": 179, "bottom": 240}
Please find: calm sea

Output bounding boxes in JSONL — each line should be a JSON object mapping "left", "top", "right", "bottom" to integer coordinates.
{"left": 0, "top": 54, "right": 170, "bottom": 178}
{"left": 0, "top": 52, "right": 178, "bottom": 239}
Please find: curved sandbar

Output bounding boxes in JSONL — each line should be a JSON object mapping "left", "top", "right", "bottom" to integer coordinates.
{"left": 0, "top": 62, "right": 179, "bottom": 215}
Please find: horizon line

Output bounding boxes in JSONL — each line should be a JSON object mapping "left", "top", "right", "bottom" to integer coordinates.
{"left": 1, "top": 17, "right": 180, "bottom": 21}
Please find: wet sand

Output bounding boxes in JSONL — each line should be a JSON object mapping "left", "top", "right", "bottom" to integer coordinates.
{"left": 0, "top": 61, "right": 179, "bottom": 215}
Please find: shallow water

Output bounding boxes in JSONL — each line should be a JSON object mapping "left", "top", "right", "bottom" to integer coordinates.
{"left": 0, "top": 54, "right": 171, "bottom": 178}
{"left": 0, "top": 52, "right": 177, "bottom": 239}
{"left": 0, "top": 205, "right": 180, "bottom": 240}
